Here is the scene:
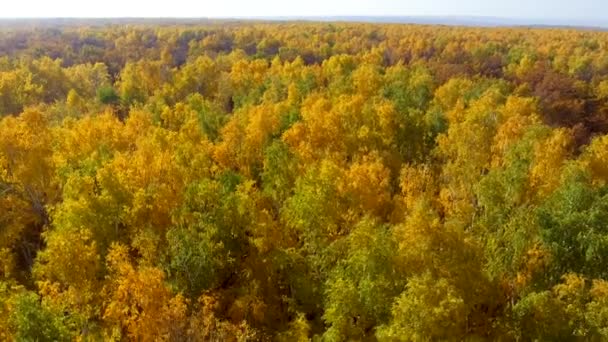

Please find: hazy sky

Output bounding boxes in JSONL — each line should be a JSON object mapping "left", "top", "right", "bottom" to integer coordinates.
{"left": 1, "top": 0, "right": 605, "bottom": 20}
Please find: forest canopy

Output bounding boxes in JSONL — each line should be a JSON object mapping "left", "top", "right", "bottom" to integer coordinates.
{"left": 3, "top": 20, "right": 608, "bottom": 340}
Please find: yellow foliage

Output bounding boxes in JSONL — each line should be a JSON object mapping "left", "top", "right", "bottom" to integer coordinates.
{"left": 103, "top": 244, "right": 189, "bottom": 341}
{"left": 529, "top": 128, "right": 573, "bottom": 197}
{"left": 581, "top": 134, "right": 608, "bottom": 185}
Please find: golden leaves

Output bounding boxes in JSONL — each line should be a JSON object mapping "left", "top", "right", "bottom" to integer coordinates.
{"left": 103, "top": 243, "right": 189, "bottom": 341}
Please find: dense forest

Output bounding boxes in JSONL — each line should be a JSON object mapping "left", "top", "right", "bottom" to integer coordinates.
{"left": 3, "top": 21, "right": 608, "bottom": 340}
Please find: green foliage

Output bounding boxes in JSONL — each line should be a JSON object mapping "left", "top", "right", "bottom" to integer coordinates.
{"left": 262, "top": 140, "right": 297, "bottom": 205}
{"left": 96, "top": 85, "right": 120, "bottom": 104}
{"left": 323, "top": 218, "right": 403, "bottom": 341}
{"left": 167, "top": 224, "right": 224, "bottom": 297}
{"left": 9, "top": 292, "right": 73, "bottom": 342}
{"left": 538, "top": 169, "right": 608, "bottom": 283}
{"left": 188, "top": 94, "right": 226, "bottom": 141}
{"left": 377, "top": 273, "right": 467, "bottom": 341}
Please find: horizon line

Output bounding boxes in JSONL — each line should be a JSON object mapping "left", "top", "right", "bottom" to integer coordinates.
{"left": 0, "top": 15, "right": 606, "bottom": 29}
{"left": 0, "top": 15, "right": 604, "bottom": 20}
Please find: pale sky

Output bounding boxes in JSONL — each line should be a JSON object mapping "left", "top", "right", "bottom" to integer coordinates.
{"left": 0, "top": 0, "right": 605, "bottom": 20}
